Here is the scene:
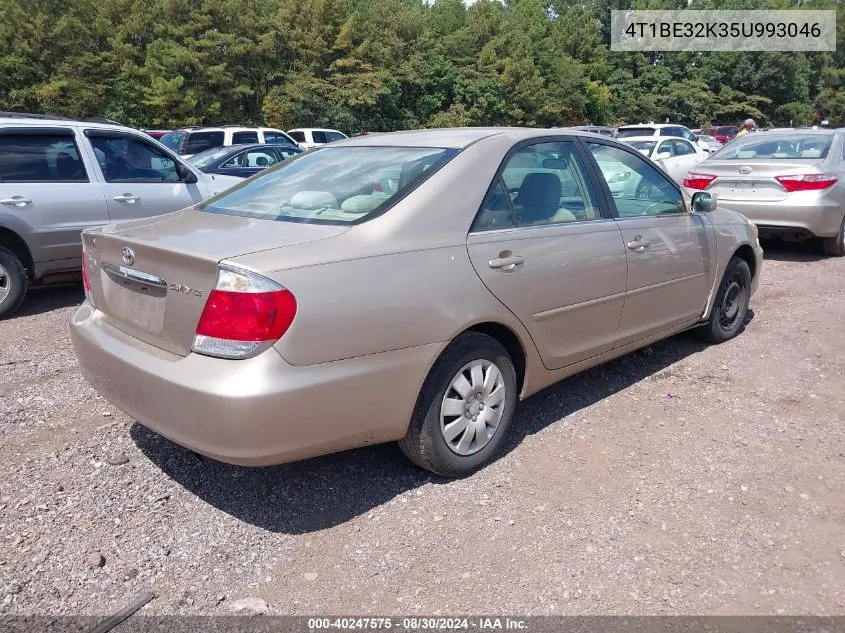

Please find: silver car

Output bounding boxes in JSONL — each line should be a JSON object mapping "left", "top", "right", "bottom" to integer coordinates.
{"left": 71, "top": 128, "right": 762, "bottom": 477}
{"left": 683, "top": 129, "right": 845, "bottom": 256}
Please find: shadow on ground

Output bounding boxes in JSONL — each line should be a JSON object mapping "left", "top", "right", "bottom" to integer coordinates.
{"left": 133, "top": 314, "right": 756, "bottom": 534}
{"left": 760, "top": 238, "right": 828, "bottom": 263}
{"left": 13, "top": 284, "right": 84, "bottom": 318}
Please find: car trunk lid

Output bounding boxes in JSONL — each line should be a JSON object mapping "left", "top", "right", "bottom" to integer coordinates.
{"left": 84, "top": 209, "right": 347, "bottom": 356}
{"left": 699, "top": 159, "right": 825, "bottom": 202}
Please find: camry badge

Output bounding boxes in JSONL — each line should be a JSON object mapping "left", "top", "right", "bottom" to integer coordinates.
{"left": 122, "top": 247, "right": 135, "bottom": 266}
{"left": 739, "top": 166, "right": 752, "bottom": 175}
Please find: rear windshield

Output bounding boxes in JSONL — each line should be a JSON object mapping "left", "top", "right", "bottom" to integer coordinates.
{"left": 627, "top": 140, "right": 658, "bottom": 155}
{"left": 159, "top": 131, "right": 185, "bottom": 151}
{"left": 616, "top": 127, "right": 656, "bottom": 139}
{"left": 715, "top": 134, "right": 833, "bottom": 160}
{"left": 187, "top": 146, "right": 234, "bottom": 168}
{"left": 201, "top": 146, "right": 458, "bottom": 225}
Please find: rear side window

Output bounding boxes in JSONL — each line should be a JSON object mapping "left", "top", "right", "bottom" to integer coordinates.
{"left": 326, "top": 131, "right": 346, "bottom": 142}
{"left": 232, "top": 131, "right": 259, "bottom": 144}
{"left": 184, "top": 131, "right": 225, "bottom": 155}
{"left": 263, "top": 131, "right": 293, "bottom": 145}
{"left": 202, "top": 146, "right": 457, "bottom": 225}
{"left": 288, "top": 130, "right": 306, "bottom": 143}
{"left": 0, "top": 134, "right": 88, "bottom": 182}
{"left": 312, "top": 131, "right": 329, "bottom": 144}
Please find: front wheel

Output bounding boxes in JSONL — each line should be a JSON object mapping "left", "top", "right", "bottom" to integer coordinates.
{"left": 821, "top": 215, "right": 845, "bottom": 257}
{"left": 697, "top": 256, "right": 751, "bottom": 343}
{"left": 399, "top": 332, "right": 517, "bottom": 477}
{"left": 0, "top": 246, "right": 28, "bottom": 319}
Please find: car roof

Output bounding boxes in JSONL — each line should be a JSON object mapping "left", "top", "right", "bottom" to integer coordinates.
{"left": 289, "top": 127, "right": 344, "bottom": 133}
{"left": 331, "top": 127, "right": 634, "bottom": 150}
{"left": 0, "top": 116, "right": 142, "bottom": 133}
{"left": 618, "top": 123, "right": 686, "bottom": 129}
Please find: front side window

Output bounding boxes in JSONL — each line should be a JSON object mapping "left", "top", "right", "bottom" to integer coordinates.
{"left": 312, "top": 131, "right": 329, "bottom": 144}
{"left": 587, "top": 142, "right": 685, "bottom": 217}
{"left": 202, "top": 146, "right": 457, "bottom": 224}
{"left": 288, "top": 130, "right": 306, "bottom": 143}
{"left": 325, "top": 131, "right": 346, "bottom": 142}
{"left": 0, "top": 133, "right": 88, "bottom": 182}
{"left": 232, "top": 131, "right": 259, "bottom": 144}
{"left": 221, "top": 149, "right": 278, "bottom": 169}
{"left": 475, "top": 141, "right": 600, "bottom": 230}
{"left": 90, "top": 135, "right": 180, "bottom": 183}
{"left": 184, "top": 131, "right": 225, "bottom": 155}
{"left": 673, "top": 140, "right": 696, "bottom": 156}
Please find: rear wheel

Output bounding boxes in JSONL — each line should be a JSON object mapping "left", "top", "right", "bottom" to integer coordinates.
{"left": 0, "top": 247, "right": 27, "bottom": 319}
{"left": 821, "top": 215, "right": 845, "bottom": 257}
{"left": 698, "top": 256, "right": 751, "bottom": 344}
{"left": 399, "top": 332, "right": 517, "bottom": 477}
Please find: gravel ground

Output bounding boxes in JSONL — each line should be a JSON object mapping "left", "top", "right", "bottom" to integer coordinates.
{"left": 1, "top": 241, "right": 843, "bottom": 617}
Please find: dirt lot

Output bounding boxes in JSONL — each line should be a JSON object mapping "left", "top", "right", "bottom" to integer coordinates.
{"left": 0, "top": 241, "right": 843, "bottom": 617}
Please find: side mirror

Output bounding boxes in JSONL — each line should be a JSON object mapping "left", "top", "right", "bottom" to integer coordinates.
{"left": 692, "top": 191, "right": 717, "bottom": 213}
{"left": 657, "top": 150, "right": 672, "bottom": 160}
{"left": 177, "top": 163, "right": 198, "bottom": 184}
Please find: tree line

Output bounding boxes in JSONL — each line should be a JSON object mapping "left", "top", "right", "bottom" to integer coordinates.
{"left": 0, "top": 0, "right": 842, "bottom": 133}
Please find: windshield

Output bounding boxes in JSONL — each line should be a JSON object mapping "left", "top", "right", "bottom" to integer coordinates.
{"left": 201, "top": 146, "right": 458, "bottom": 224}
{"left": 627, "top": 140, "right": 658, "bottom": 155}
{"left": 159, "top": 131, "right": 185, "bottom": 151}
{"left": 187, "top": 146, "right": 235, "bottom": 168}
{"left": 616, "top": 127, "right": 656, "bottom": 139}
{"left": 715, "top": 134, "right": 833, "bottom": 160}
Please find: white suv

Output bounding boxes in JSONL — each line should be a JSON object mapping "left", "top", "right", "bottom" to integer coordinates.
{"left": 287, "top": 128, "right": 348, "bottom": 149}
{"left": 160, "top": 126, "right": 298, "bottom": 157}
{"left": 616, "top": 123, "right": 712, "bottom": 153}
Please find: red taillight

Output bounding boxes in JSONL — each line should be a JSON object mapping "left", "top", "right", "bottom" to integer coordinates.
{"left": 81, "top": 249, "right": 92, "bottom": 293}
{"left": 195, "top": 289, "right": 296, "bottom": 342}
{"left": 775, "top": 174, "right": 839, "bottom": 192}
{"left": 684, "top": 173, "right": 717, "bottom": 190}
{"left": 192, "top": 265, "right": 297, "bottom": 359}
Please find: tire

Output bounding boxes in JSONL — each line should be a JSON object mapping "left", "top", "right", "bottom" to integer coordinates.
{"left": 399, "top": 332, "right": 518, "bottom": 477}
{"left": 0, "top": 246, "right": 28, "bottom": 319}
{"left": 820, "top": 214, "right": 845, "bottom": 257}
{"left": 697, "top": 256, "right": 751, "bottom": 344}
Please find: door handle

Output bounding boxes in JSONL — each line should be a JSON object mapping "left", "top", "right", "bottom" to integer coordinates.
{"left": 626, "top": 235, "right": 650, "bottom": 252}
{"left": 1, "top": 196, "right": 32, "bottom": 207}
{"left": 113, "top": 194, "right": 140, "bottom": 204}
{"left": 488, "top": 254, "right": 524, "bottom": 271}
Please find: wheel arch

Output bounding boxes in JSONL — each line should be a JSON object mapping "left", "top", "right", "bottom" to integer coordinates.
{"left": 733, "top": 243, "right": 757, "bottom": 280}
{"left": 463, "top": 321, "right": 527, "bottom": 395}
{"left": 0, "top": 227, "right": 35, "bottom": 279}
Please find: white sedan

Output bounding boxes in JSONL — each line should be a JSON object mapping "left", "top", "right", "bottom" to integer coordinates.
{"left": 622, "top": 136, "right": 709, "bottom": 185}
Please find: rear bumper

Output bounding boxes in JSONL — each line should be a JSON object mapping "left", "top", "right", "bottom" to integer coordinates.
{"left": 70, "top": 302, "right": 442, "bottom": 466}
{"left": 717, "top": 198, "right": 845, "bottom": 238}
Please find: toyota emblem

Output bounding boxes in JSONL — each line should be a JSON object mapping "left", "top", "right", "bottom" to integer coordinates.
{"left": 122, "top": 247, "right": 135, "bottom": 266}
{"left": 739, "top": 166, "right": 752, "bottom": 175}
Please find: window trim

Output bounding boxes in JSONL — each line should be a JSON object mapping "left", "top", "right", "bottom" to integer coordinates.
{"left": 85, "top": 129, "right": 184, "bottom": 185}
{"left": 578, "top": 137, "right": 689, "bottom": 219}
{"left": 469, "top": 135, "right": 614, "bottom": 234}
{"left": 0, "top": 129, "right": 90, "bottom": 183}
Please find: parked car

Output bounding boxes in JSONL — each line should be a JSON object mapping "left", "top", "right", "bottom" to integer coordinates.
{"left": 159, "top": 126, "right": 298, "bottom": 158}
{"left": 71, "top": 127, "right": 762, "bottom": 477}
{"left": 286, "top": 128, "right": 348, "bottom": 149}
{"left": 187, "top": 143, "right": 302, "bottom": 178}
{"left": 0, "top": 114, "right": 243, "bottom": 318}
{"left": 616, "top": 123, "right": 710, "bottom": 153}
{"left": 701, "top": 125, "right": 739, "bottom": 145}
{"left": 144, "top": 130, "right": 170, "bottom": 140}
{"left": 621, "top": 136, "right": 709, "bottom": 184}
{"left": 684, "top": 128, "right": 845, "bottom": 256}
{"left": 561, "top": 125, "right": 616, "bottom": 138}
{"left": 696, "top": 134, "right": 723, "bottom": 153}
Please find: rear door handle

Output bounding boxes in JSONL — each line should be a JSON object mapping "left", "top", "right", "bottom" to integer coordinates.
{"left": 113, "top": 194, "right": 140, "bottom": 204}
{"left": 626, "top": 236, "right": 650, "bottom": 251}
{"left": 488, "top": 255, "right": 524, "bottom": 270}
{"left": 1, "top": 196, "right": 32, "bottom": 207}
